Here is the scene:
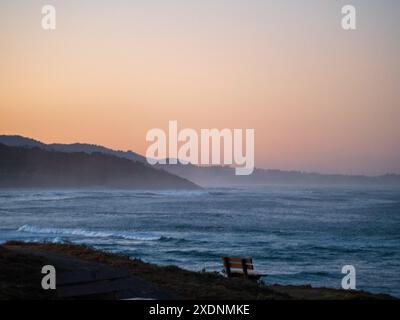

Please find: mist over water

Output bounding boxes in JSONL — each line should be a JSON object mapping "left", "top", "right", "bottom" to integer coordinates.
{"left": 0, "top": 186, "right": 399, "bottom": 297}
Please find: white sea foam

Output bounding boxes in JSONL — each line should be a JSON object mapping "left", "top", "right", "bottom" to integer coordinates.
{"left": 17, "top": 224, "right": 161, "bottom": 241}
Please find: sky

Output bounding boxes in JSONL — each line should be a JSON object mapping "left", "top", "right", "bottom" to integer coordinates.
{"left": 0, "top": 0, "right": 399, "bottom": 175}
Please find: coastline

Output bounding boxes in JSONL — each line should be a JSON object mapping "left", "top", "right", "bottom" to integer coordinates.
{"left": 0, "top": 241, "right": 396, "bottom": 300}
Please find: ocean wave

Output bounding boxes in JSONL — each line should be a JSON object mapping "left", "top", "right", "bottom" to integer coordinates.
{"left": 28, "top": 237, "right": 66, "bottom": 244}
{"left": 17, "top": 225, "right": 161, "bottom": 241}
{"left": 208, "top": 192, "right": 229, "bottom": 196}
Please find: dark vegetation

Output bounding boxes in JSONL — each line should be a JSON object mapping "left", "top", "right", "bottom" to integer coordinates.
{"left": 0, "top": 143, "right": 198, "bottom": 189}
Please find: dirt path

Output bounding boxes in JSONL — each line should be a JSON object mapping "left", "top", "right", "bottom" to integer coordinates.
{"left": 6, "top": 246, "right": 173, "bottom": 300}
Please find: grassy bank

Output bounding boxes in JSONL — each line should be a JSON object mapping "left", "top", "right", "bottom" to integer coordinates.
{"left": 0, "top": 241, "right": 396, "bottom": 300}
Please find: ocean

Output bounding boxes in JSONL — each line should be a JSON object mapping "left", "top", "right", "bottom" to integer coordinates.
{"left": 0, "top": 186, "right": 399, "bottom": 297}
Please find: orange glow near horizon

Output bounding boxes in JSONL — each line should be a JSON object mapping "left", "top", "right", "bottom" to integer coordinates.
{"left": 1, "top": 1, "right": 399, "bottom": 175}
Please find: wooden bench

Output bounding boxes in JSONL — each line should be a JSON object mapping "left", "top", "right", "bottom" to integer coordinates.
{"left": 221, "top": 257, "right": 265, "bottom": 281}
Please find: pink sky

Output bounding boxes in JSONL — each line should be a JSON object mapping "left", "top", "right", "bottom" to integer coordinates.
{"left": 1, "top": 1, "right": 399, "bottom": 175}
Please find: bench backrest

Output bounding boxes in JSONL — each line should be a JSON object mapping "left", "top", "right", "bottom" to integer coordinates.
{"left": 221, "top": 257, "right": 253, "bottom": 278}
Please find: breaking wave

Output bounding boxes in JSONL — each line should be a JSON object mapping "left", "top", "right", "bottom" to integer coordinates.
{"left": 17, "top": 224, "right": 161, "bottom": 241}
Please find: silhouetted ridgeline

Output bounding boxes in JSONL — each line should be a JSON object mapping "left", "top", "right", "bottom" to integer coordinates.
{"left": 1, "top": 135, "right": 400, "bottom": 187}
{"left": 0, "top": 144, "right": 198, "bottom": 189}
{"left": 0, "top": 135, "right": 145, "bottom": 162}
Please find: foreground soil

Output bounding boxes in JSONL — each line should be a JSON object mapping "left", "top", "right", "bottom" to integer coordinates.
{"left": 0, "top": 241, "right": 396, "bottom": 300}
